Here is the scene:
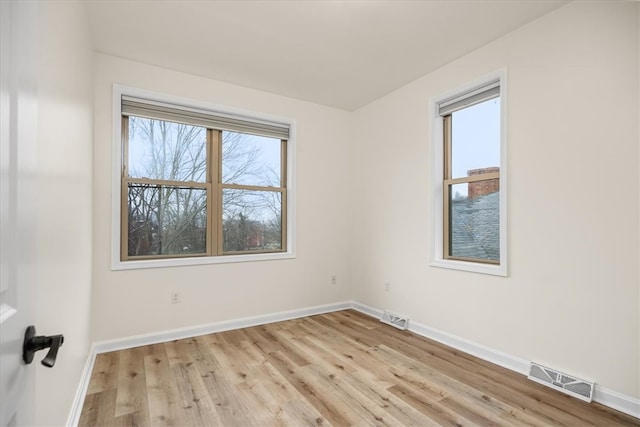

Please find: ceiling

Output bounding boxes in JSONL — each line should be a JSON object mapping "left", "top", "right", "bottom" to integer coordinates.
{"left": 87, "top": 1, "right": 568, "bottom": 111}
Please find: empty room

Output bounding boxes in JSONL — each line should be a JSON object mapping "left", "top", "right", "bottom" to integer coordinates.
{"left": 1, "top": 0, "right": 639, "bottom": 426}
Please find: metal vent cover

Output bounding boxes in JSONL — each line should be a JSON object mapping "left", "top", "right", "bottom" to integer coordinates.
{"left": 380, "top": 311, "right": 409, "bottom": 330}
{"left": 528, "top": 362, "right": 594, "bottom": 402}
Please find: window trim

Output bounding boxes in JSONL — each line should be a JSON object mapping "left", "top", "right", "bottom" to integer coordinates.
{"left": 429, "top": 70, "right": 508, "bottom": 276}
{"left": 111, "top": 85, "right": 296, "bottom": 270}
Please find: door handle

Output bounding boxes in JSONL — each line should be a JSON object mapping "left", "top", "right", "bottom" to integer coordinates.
{"left": 22, "top": 326, "right": 64, "bottom": 368}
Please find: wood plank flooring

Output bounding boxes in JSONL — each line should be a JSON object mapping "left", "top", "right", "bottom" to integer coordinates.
{"left": 79, "top": 310, "right": 640, "bottom": 426}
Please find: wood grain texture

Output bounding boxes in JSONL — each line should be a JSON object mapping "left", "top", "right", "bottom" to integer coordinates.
{"left": 79, "top": 310, "right": 640, "bottom": 426}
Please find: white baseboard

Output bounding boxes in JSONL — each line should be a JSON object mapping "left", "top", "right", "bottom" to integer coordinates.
{"left": 593, "top": 385, "right": 640, "bottom": 419}
{"left": 350, "top": 300, "right": 384, "bottom": 319}
{"left": 66, "top": 301, "right": 350, "bottom": 426}
{"left": 350, "top": 301, "right": 529, "bottom": 375}
{"left": 67, "top": 300, "right": 639, "bottom": 425}
{"left": 92, "top": 301, "right": 351, "bottom": 354}
{"left": 66, "top": 343, "right": 98, "bottom": 427}
{"left": 350, "top": 301, "right": 640, "bottom": 420}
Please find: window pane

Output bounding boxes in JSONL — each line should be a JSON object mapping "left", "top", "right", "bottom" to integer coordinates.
{"left": 222, "top": 189, "right": 282, "bottom": 252}
{"left": 128, "top": 117, "right": 207, "bottom": 182}
{"left": 127, "top": 183, "right": 207, "bottom": 256}
{"left": 451, "top": 97, "right": 500, "bottom": 179}
{"left": 222, "top": 131, "right": 281, "bottom": 187}
{"left": 449, "top": 182, "right": 499, "bottom": 261}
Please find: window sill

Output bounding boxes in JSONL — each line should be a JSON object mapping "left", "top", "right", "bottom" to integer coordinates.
{"left": 430, "top": 258, "right": 507, "bottom": 277}
{"left": 112, "top": 251, "right": 296, "bottom": 271}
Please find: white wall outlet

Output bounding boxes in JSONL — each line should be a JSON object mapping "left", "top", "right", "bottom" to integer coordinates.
{"left": 385, "top": 281, "right": 391, "bottom": 292}
{"left": 171, "top": 291, "right": 180, "bottom": 304}
{"left": 331, "top": 275, "right": 337, "bottom": 285}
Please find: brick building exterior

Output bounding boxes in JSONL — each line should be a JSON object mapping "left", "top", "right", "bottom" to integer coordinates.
{"left": 467, "top": 167, "right": 499, "bottom": 199}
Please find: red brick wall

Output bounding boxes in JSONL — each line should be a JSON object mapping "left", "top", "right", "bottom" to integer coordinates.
{"left": 468, "top": 167, "right": 499, "bottom": 199}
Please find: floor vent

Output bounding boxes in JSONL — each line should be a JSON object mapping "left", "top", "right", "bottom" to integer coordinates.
{"left": 528, "top": 362, "right": 594, "bottom": 402}
{"left": 380, "top": 311, "right": 409, "bottom": 330}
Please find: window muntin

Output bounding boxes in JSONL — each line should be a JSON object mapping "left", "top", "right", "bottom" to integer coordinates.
{"left": 120, "top": 100, "right": 289, "bottom": 262}
{"left": 442, "top": 90, "right": 501, "bottom": 265}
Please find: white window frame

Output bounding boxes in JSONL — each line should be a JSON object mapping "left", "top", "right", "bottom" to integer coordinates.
{"left": 429, "top": 70, "right": 508, "bottom": 276}
{"left": 111, "top": 85, "right": 296, "bottom": 270}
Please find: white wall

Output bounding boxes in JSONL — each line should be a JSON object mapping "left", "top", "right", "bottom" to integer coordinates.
{"left": 87, "top": 0, "right": 639, "bottom": 409}
{"left": 92, "top": 55, "right": 352, "bottom": 341}
{"left": 35, "top": 1, "right": 94, "bottom": 425}
{"left": 350, "top": 1, "right": 639, "bottom": 399}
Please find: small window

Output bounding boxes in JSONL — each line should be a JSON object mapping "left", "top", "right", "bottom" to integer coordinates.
{"left": 431, "top": 74, "right": 506, "bottom": 275}
{"left": 114, "top": 88, "right": 294, "bottom": 268}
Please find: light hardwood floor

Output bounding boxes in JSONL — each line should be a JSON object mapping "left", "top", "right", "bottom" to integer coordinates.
{"left": 79, "top": 310, "right": 639, "bottom": 426}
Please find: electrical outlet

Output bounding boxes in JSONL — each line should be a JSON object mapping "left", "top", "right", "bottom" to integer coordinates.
{"left": 171, "top": 291, "right": 180, "bottom": 304}
{"left": 331, "top": 275, "right": 337, "bottom": 285}
{"left": 385, "top": 282, "right": 391, "bottom": 292}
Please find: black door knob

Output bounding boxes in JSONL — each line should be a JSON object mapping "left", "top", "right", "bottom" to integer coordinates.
{"left": 22, "top": 326, "right": 64, "bottom": 368}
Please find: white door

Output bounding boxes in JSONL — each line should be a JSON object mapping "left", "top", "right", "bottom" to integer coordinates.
{"left": 0, "top": 1, "right": 39, "bottom": 425}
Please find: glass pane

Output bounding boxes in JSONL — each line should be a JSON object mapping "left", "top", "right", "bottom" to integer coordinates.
{"left": 128, "top": 117, "right": 207, "bottom": 182}
{"left": 222, "top": 131, "right": 281, "bottom": 187}
{"left": 222, "top": 189, "right": 282, "bottom": 252}
{"left": 127, "top": 183, "right": 207, "bottom": 256}
{"left": 449, "top": 182, "right": 499, "bottom": 261}
{"left": 451, "top": 97, "right": 500, "bottom": 180}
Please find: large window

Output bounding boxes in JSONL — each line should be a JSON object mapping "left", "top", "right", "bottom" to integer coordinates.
{"left": 114, "top": 88, "right": 294, "bottom": 268}
{"left": 431, "top": 74, "right": 507, "bottom": 275}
